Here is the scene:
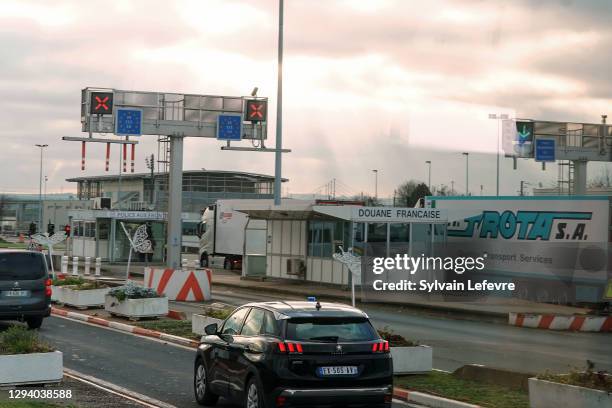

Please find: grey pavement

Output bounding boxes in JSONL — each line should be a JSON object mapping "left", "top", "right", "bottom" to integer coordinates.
{"left": 176, "top": 286, "right": 612, "bottom": 374}
{"left": 5, "top": 318, "right": 411, "bottom": 408}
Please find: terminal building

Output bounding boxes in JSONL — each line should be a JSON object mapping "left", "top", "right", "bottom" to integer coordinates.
{"left": 65, "top": 170, "right": 284, "bottom": 262}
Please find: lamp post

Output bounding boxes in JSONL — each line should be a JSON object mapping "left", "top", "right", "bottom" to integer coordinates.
{"left": 425, "top": 161, "right": 431, "bottom": 190}
{"left": 35, "top": 144, "right": 48, "bottom": 229}
{"left": 488, "top": 113, "right": 509, "bottom": 196}
{"left": 462, "top": 152, "right": 469, "bottom": 196}
{"left": 372, "top": 169, "right": 378, "bottom": 200}
{"left": 273, "top": 0, "right": 284, "bottom": 206}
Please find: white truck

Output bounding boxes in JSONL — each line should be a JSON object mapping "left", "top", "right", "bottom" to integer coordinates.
{"left": 425, "top": 195, "right": 612, "bottom": 306}
{"left": 197, "top": 199, "right": 267, "bottom": 270}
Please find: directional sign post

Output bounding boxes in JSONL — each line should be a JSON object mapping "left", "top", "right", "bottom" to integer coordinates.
{"left": 216, "top": 114, "right": 243, "bottom": 141}
{"left": 535, "top": 138, "right": 556, "bottom": 162}
{"left": 115, "top": 108, "right": 143, "bottom": 136}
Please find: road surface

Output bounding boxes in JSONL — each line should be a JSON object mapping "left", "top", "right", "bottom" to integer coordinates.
{"left": 199, "top": 288, "right": 612, "bottom": 374}
{"left": 21, "top": 318, "right": 412, "bottom": 408}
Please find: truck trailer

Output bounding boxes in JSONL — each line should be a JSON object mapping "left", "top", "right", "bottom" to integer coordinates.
{"left": 426, "top": 195, "right": 612, "bottom": 306}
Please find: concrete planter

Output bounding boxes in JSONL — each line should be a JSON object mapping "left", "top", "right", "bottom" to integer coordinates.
{"left": 192, "top": 314, "right": 224, "bottom": 335}
{"left": 104, "top": 295, "right": 168, "bottom": 319}
{"left": 61, "top": 286, "right": 110, "bottom": 308}
{"left": 391, "top": 345, "right": 433, "bottom": 374}
{"left": 528, "top": 377, "right": 612, "bottom": 408}
{"left": 50, "top": 286, "right": 64, "bottom": 303}
{"left": 0, "top": 351, "right": 63, "bottom": 386}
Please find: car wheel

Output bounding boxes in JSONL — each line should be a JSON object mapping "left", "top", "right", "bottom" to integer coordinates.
{"left": 194, "top": 359, "right": 218, "bottom": 406}
{"left": 26, "top": 317, "right": 43, "bottom": 330}
{"left": 200, "top": 254, "right": 209, "bottom": 268}
{"left": 245, "top": 377, "right": 265, "bottom": 408}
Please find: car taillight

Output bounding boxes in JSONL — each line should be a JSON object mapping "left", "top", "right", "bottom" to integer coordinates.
{"left": 45, "top": 278, "right": 52, "bottom": 297}
{"left": 372, "top": 340, "right": 389, "bottom": 353}
{"left": 275, "top": 396, "right": 287, "bottom": 407}
{"left": 276, "top": 342, "right": 303, "bottom": 354}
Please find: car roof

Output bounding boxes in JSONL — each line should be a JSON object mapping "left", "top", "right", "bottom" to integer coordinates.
{"left": 242, "top": 301, "right": 368, "bottom": 319}
{"left": 0, "top": 249, "right": 42, "bottom": 255}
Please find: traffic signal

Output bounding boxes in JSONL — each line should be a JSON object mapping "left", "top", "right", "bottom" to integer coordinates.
{"left": 245, "top": 99, "right": 267, "bottom": 122}
{"left": 64, "top": 224, "right": 71, "bottom": 237}
{"left": 90, "top": 92, "right": 114, "bottom": 115}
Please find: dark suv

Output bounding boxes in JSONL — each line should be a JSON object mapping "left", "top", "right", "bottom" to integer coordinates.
{"left": 194, "top": 300, "right": 393, "bottom": 408}
{"left": 0, "top": 250, "right": 52, "bottom": 329}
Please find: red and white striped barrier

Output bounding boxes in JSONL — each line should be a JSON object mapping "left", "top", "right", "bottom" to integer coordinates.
{"left": 51, "top": 308, "right": 198, "bottom": 347}
{"left": 144, "top": 267, "right": 212, "bottom": 302}
{"left": 509, "top": 312, "right": 612, "bottom": 332}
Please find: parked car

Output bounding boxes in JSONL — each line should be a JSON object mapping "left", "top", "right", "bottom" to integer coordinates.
{"left": 194, "top": 300, "right": 393, "bottom": 408}
{"left": 0, "top": 250, "right": 52, "bottom": 329}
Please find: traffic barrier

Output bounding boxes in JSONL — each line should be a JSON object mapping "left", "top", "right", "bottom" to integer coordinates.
{"left": 95, "top": 257, "right": 101, "bottom": 276}
{"left": 72, "top": 256, "right": 79, "bottom": 276}
{"left": 509, "top": 312, "right": 612, "bottom": 332}
{"left": 84, "top": 257, "right": 91, "bottom": 275}
{"left": 61, "top": 256, "right": 68, "bottom": 274}
{"left": 144, "top": 267, "right": 212, "bottom": 302}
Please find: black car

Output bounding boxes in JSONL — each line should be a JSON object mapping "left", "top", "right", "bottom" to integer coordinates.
{"left": 0, "top": 250, "right": 52, "bottom": 329}
{"left": 194, "top": 300, "right": 393, "bottom": 408}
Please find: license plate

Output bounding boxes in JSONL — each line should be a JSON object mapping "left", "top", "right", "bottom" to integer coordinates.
{"left": 317, "top": 366, "right": 358, "bottom": 377}
{"left": 4, "top": 290, "right": 29, "bottom": 297}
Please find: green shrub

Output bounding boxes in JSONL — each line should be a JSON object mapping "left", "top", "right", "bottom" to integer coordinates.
{"left": 377, "top": 326, "right": 418, "bottom": 347}
{"left": 202, "top": 307, "right": 232, "bottom": 320}
{"left": 537, "top": 361, "right": 611, "bottom": 392}
{"left": 0, "top": 326, "right": 52, "bottom": 355}
{"left": 108, "top": 281, "right": 161, "bottom": 301}
{"left": 52, "top": 276, "right": 85, "bottom": 286}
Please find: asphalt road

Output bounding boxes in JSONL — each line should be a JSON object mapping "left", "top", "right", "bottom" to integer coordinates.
{"left": 22, "top": 317, "right": 412, "bottom": 408}
{"left": 203, "top": 288, "right": 612, "bottom": 374}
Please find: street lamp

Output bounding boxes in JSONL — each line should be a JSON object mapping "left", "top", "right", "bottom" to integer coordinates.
{"left": 425, "top": 161, "right": 431, "bottom": 191}
{"left": 372, "top": 169, "right": 378, "bottom": 200}
{"left": 35, "top": 144, "right": 48, "bottom": 230}
{"left": 273, "top": 0, "right": 284, "bottom": 206}
{"left": 462, "top": 152, "right": 469, "bottom": 196}
{"left": 488, "top": 113, "right": 509, "bottom": 196}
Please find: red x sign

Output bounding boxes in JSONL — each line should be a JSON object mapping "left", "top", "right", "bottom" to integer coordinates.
{"left": 245, "top": 100, "right": 267, "bottom": 122}
{"left": 90, "top": 92, "right": 114, "bottom": 115}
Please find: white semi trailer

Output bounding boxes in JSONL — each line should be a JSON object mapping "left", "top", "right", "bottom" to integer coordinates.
{"left": 426, "top": 195, "right": 612, "bottom": 305}
{"left": 197, "top": 200, "right": 267, "bottom": 270}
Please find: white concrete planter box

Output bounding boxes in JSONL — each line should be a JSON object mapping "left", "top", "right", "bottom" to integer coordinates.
{"left": 50, "top": 286, "right": 63, "bottom": 303}
{"left": 104, "top": 295, "right": 168, "bottom": 319}
{"left": 192, "top": 314, "right": 224, "bottom": 335}
{"left": 529, "top": 377, "right": 612, "bottom": 408}
{"left": 62, "top": 287, "right": 110, "bottom": 308}
{"left": 0, "top": 351, "right": 63, "bottom": 386}
{"left": 391, "top": 345, "right": 433, "bottom": 374}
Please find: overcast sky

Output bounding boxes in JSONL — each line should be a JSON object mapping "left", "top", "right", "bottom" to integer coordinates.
{"left": 1, "top": 0, "right": 611, "bottom": 197}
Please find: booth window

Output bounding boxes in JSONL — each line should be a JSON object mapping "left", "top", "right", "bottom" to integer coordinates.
{"left": 308, "top": 221, "right": 348, "bottom": 258}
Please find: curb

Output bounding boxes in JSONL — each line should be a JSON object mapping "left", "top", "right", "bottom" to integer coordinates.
{"left": 51, "top": 307, "right": 199, "bottom": 348}
{"left": 509, "top": 312, "right": 612, "bottom": 332}
{"left": 393, "top": 387, "right": 481, "bottom": 408}
{"left": 52, "top": 308, "right": 476, "bottom": 408}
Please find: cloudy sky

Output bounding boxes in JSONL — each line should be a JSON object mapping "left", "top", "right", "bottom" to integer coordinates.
{"left": 1, "top": 0, "right": 611, "bottom": 197}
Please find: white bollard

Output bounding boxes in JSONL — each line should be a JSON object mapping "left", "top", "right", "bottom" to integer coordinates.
{"left": 182, "top": 258, "right": 188, "bottom": 269}
{"left": 72, "top": 256, "right": 79, "bottom": 276}
{"left": 95, "top": 257, "right": 101, "bottom": 277}
{"left": 84, "top": 257, "right": 91, "bottom": 275}
{"left": 61, "top": 256, "right": 68, "bottom": 274}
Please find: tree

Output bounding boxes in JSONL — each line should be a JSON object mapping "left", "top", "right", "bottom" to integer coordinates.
{"left": 353, "top": 194, "right": 381, "bottom": 206}
{"left": 432, "top": 184, "right": 452, "bottom": 196}
{"left": 395, "top": 180, "right": 431, "bottom": 207}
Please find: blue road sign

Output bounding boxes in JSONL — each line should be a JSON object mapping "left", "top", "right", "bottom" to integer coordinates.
{"left": 115, "top": 108, "right": 143, "bottom": 136}
{"left": 217, "top": 114, "right": 243, "bottom": 141}
{"left": 535, "top": 138, "right": 555, "bottom": 162}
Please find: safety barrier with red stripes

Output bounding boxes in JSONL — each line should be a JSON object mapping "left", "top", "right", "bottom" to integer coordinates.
{"left": 144, "top": 267, "right": 212, "bottom": 302}
{"left": 509, "top": 312, "right": 612, "bottom": 332}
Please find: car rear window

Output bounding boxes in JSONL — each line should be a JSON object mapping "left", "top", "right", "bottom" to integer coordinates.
{"left": 0, "top": 252, "right": 46, "bottom": 281}
{"left": 286, "top": 317, "right": 378, "bottom": 342}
